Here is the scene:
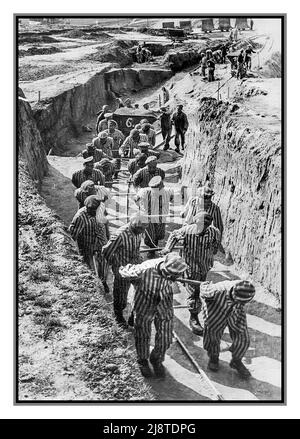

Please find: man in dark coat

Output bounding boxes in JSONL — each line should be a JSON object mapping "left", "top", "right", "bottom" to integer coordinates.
{"left": 171, "top": 104, "right": 189, "bottom": 153}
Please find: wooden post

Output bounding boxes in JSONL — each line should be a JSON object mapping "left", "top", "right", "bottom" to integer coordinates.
{"left": 228, "top": 86, "right": 230, "bottom": 100}
{"left": 38, "top": 91, "right": 41, "bottom": 102}
{"left": 217, "top": 82, "right": 220, "bottom": 101}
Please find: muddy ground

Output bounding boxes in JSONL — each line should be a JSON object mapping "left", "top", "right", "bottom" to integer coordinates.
{"left": 18, "top": 19, "right": 282, "bottom": 401}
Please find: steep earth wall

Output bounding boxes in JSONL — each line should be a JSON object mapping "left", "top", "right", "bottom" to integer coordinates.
{"left": 18, "top": 88, "right": 48, "bottom": 182}
{"left": 181, "top": 97, "right": 281, "bottom": 298}
{"left": 25, "top": 67, "right": 172, "bottom": 154}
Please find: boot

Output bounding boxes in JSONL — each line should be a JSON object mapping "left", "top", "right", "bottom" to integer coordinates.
{"left": 115, "top": 311, "right": 127, "bottom": 328}
{"left": 230, "top": 358, "right": 251, "bottom": 379}
{"left": 102, "top": 281, "right": 110, "bottom": 295}
{"left": 189, "top": 312, "right": 203, "bottom": 336}
{"left": 138, "top": 360, "right": 152, "bottom": 378}
{"left": 208, "top": 356, "right": 219, "bottom": 372}
{"left": 150, "top": 351, "right": 166, "bottom": 378}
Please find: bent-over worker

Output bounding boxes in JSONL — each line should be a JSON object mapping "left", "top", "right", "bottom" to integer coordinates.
{"left": 119, "top": 253, "right": 188, "bottom": 378}
{"left": 201, "top": 280, "right": 255, "bottom": 378}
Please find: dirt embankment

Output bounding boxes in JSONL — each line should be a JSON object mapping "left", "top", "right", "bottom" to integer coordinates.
{"left": 84, "top": 39, "right": 136, "bottom": 67}
{"left": 181, "top": 96, "right": 281, "bottom": 299}
{"left": 18, "top": 162, "right": 154, "bottom": 401}
{"left": 18, "top": 88, "right": 48, "bottom": 182}
{"left": 21, "top": 66, "right": 172, "bottom": 154}
{"left": 18, "top": 91, "right": 155, "bottom": 401}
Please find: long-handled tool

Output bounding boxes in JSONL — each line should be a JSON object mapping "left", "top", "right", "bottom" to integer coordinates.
{"left": 126, "top": 178, "right": 133, "bottom": 222}
{"left": 173, "top": 330, "right": 224, "bottom": 401}
{"left": 139, "top": 246, "right": 183, "bottom": 253}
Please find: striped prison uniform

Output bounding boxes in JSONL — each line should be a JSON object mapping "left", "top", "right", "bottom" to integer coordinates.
{"left": 94, "top": 160, "right": 115, "bottom": 186}
{"left": 71, "top": 169, "right": 105, "bottom": 189}
{"left": 164, "top": 224, "right": 221, "bottom": 313}
{"left": 183, "top": 197, "right": 224, "bottom": 239}
{"left": 68, "top": 208, "right": 108, "bottom": 280}
{"left": 135, "top": 186, "right": 174, "bottom": 248}
{"left": 92, "top": 137, "right": 114, "bottom": 158}
{"left": 82, "top": 148, "right": 107, "bottom": 163}
{"left": 140, "top": 128, "right": 156, "bottom": 147}
{"left": 119, "top": 136, "right": 140, "bottom": 158}
{"left": 120, "top": 258, "right": 175, "bottom": 362}
{"left": 128, "top": 158, "right": 146, "bottom": 176}
{"left": 102, "top": 223, "right": 142, "bottom": 314}
{"left": 98, "top": 119, "right": 119, "bottom": 133}
{"left": 74, "top": 185, "right": 110, "bottom": 210}
{"left": 201, "top": 280, "right": 250, "bottom": 360}
{"left": 103, "top": 129, "right": 125, "bottom": 171}
{"left": 132, "top": 167, "right": 165, "bottom": 189}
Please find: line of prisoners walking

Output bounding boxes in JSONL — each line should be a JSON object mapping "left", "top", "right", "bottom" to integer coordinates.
{"left": 68, "top": 100, "right": 256, "bottom": 385}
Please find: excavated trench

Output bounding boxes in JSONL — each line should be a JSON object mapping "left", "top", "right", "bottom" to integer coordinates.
{"left": 180, "top": 95, "right": 281, "bottom": 300}
{"left": 18, "top": 40, "right": 282, "bottom": 400}
{"left": 21, "top": 66, "right": 173, "bottom": 155}
{"left": 19, "top": 56, "right": 281, "bottom": 300}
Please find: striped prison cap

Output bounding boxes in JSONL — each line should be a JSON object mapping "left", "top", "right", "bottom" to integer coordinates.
{"left": 129, "top": 213, "right": 147, "bottom": 226}
{"left": 233, "top": 281, "right": 256, "bottom": 303}
{"left": 98, "top": 131, "right": 108, "bottom": 139}
{"left": 162, "top": 253, "right": 188, "bottom": 275}
{"left": 84, "top": 195, "right": 102, "bottom": 209}
{"left": 145, "top": 156, "right": 157, "bottom": 165}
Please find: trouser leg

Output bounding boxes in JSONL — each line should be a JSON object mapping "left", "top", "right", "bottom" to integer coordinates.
{"left": 186, "top": 283, "right": 202, "bottom": 313}
{"left": 186, "top": 272, "right": 206, "bottom": 313}
{"left": 228, "top": 318, "right": 250, "bottom": 360}
{"left": 180, "top": 131, "right": 185, "bottom": 148}
{"left": 151, "top": 315, "right": 173, "bottom": 363}
{"left": 203, "top": 325, "right": 226, "bottom": 359}
{"left": 174, "top": 131, "right": 180, "bottom": 150}
{"left": 135, "top": 310, "right": 154, "bottom": 361}
{"left": 113, "top": 274, "right": 130, "bottom": 315}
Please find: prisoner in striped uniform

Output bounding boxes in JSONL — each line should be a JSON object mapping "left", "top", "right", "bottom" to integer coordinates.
{"left": 162, "top": 211, "right": 220, "bottom": 336}
{"left": 95, "top": 105, "right": 109, "bottom": 134}
{"left": 132, "top": 156, "right": 165, "bottom": 189}
{"left": 92, "top": 132, "right": 114, "bottom": 158}
{"left": 68, "top": 195, "right": 109, "bottom": 293}
{"left": 74, "top": 180, "right": 110, "bottom": 210}
{"left": 103, "top": 121, "right": 125, "bottom": 177}
{"left": 102, "top": 215, "right": 146, "bottom": 326}
{"left": 135, "top": 176, "right": 173, "bottom": 257}
{"left": 119, "top": 253, "right": 188, "bottom": 378}
{"left": 140, "top": 122, "right": 156, "bottom": 147}
{"left": 94, "top": 158, "right": 115, "bottom": 187}
{"left": 200, "top": 280, "right": 255, "bottom": 378}
{"left": 97, "top": 112, "right": 118, "bottom": 133}
{"left": 119, "top": 129, "right": 141, "bottom": 158}
{"left": 181, "top": 186, "right": 224, "bottom": 240}
{"left": 71, "top": 156, "right": 105, "bottom": 188}
{"left": 82, "top": 143, "right": 107, "bottom": 163}
{"left": 128, "top": 153, "right": 147, "bottom": 176}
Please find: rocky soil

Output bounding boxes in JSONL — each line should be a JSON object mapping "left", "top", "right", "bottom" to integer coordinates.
{"left": 18, "top": 161, "right": 154, "bottom": 401}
